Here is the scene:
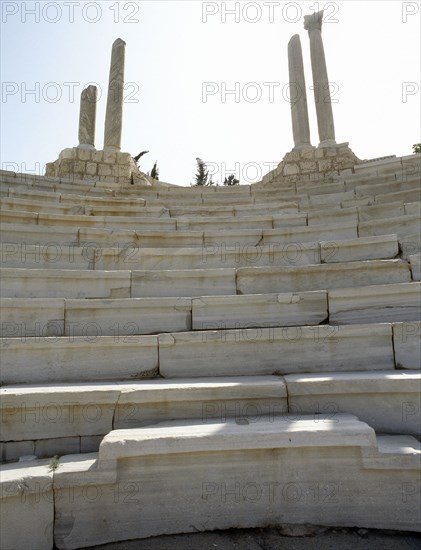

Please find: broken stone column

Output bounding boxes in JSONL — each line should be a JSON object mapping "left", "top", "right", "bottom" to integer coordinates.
{"left": 104, "top": 38, "right": 126, "bottom": 152}
{"left": 288, "top": 35, "right": 312, "bottom": 150}
{"left": 304, "top": 10, "right": 336, "bottom": 147}
{"left": 78, "top": 85, "right": 97, "bottom": 149}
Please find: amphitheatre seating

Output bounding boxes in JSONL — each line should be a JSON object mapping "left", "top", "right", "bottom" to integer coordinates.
{"left": 0, "top": 155, "right": 420, "bottom": 549}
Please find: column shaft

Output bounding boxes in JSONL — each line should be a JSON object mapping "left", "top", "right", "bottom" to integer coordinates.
{"left": 304, "top": 11, "right": 336, "bottom": 145}
{"left": 288, "top": 34, "right": 311, "bottom": 149}
{"left": 104, "top": 38, "right": 126, "bottom": 151}
{"left": 78, "top": 85, "right": 97, "bottom": 148}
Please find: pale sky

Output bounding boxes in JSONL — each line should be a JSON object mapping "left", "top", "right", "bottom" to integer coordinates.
{"left": 1, "top": 0, "right": 420, "bottom": 186}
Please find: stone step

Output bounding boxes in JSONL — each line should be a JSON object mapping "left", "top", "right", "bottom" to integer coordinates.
{"left": 374, "top": 188, "right": 421, "bottom": 205}
{"left": 158, "top": 323, "right": 395, "bottom": 378}
{"left": 284, "top": 371, "right": 420, "bottom": 436}
{"left": 359, "top": 214, "right": 420, "bottom": 239}
{"left": 95, "top": 243, "right": 321, "bottom": 271}
{"left": 355, "top": 179, "right": 421, "bottom": 198}
{"left": 329, "top": 282, "right": 421, "bottom": 324}
{"left": 236, "top": 260, "right": 411, "bottom": 295}
{"left": 192, "top": 291, "right": 328, "bottom": 330}
{"left": 261, "top": 221, "right": 357, "bottom": 245}
{"left": 320, "top": 234, "right": 398, "bottom": 263}
{"left": 43, "top": 417, "right": 419, "bottom": 548}
{"left": 131, "top": 268, "right": 236, "bottom": 297}
{"left": 1, "top": 244, "right": 93, "bottom": 270}
{"left": 0, "top": 376, "right": 286, "bottom": 460}
{"left": 0, "top": 335, "right": 158, "bottom": 385}
{"left": 357, "top": 201, "right": 405, "bottom": 221}
{"left": 0, "top": 268, "right": 131, "bottom": 298}
{"left": 0, "top": 297, "right": 192, "bottom": 338}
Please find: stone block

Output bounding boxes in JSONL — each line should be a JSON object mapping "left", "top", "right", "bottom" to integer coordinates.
{"left": 0, "top": 460, "right": 54, "bottom": 550}
{"left": 65, "top": 297, "right": 192, "bottom": 336}
{"left": 98, "top": 164, "right": 113, "bottom": 177}
{"left": 0, "top": 384, "right": 120, "bottom": 441}
{"left": 0, "top": 243, "right": 94, "bottom": 270}
{"left": 359, "top": 215, "right": 421, "bottom": 239}
{"left": 159, "top": 323, "right": 394, "bottom": 378}
{"left": 117, "top": 152, "right": 132, "bottom": 164}
{"left": 102, "top": 151, "right": 117, "bottom": 164}
{"left": 409, "top": 254, "right": 421, "bottom": 281}
{"left": 80, "top": 436, "right": 104, "bottom": 453}
{"left": 0, "top": 440, "right": 35, "bottom": 462}
{"left": 393, "top": 322, "right": 421, "bottom": 370}
{"left": 0, "top": 298, "right": 65, "bottom": 338}
{"left": 59, "top": 148, "right": 76, "bottom": 161}
{"left": 35, "top": 437, "right": 80, "bottom": 458}
{"left": 399, "top": 234, "right": 421, "bottom": 260}
{"left": 51, "top": 416, "right": 420, "bottom": 549}
{"left": 300, "top": 161, "right": 317, "bottom": 172}
{"left": 86, "top": 162, "right": 97, "bottom": 176}
{"left": 358, "top": 201, "right": 405, "bottom": 222}
{"left": 0, "top": 268, "right": 131, "bottom": 299}
{"left": 77, "top": 148, "right": 92, "bottom": 161}
{"left": 308, "top": 207, "right": 357, "bottom": 226}
{"left": 283, "top": 163, "right": 300, "bottom": 176}
{"left": 92, "top": 151, "right": 103, "bottom": 163}
{"left": 131, "top": 269, "right": 236, "bottom": 298}
{"left": 329, "top": 282, "right": 421, "bottom": 324}
{"left": 113, "top": 164, "right": 131, "bottom": 178}
{"left": 236, "top": 260, "right": 411, "bottom": 295}
{"left": 285, "top": 371, "right": 420, "bottom": 435}
{"left": 114, "top": 376, "right": 287, "bottom": 429}
{"left": 0, "top": 335, "right": 159, "bottom": 384}
{"left": 263, "top": 221, "right": 357, "bottom": 246}
{"left": 320, "top": 234, "right": 399, "bottom": 263}
{"left": 192, "top": 291, "right": 327, "bottom": 330}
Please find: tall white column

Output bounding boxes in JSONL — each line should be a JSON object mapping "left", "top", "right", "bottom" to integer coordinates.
{"left": 104, "top": 38, "right": 126, "bottom": 152}
{"left": 304, "top": 11, "right": 336, "bottom": 146}
{"left": 288, "top": 34, "right": 312, "bottom": 150}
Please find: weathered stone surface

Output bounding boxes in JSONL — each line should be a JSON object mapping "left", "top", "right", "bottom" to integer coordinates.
{"left": 0, "top": 269, "right": 131, "bottom": 299}
{"left": 237, "top": 260, "right": 411, "bottom": 295}
{"left": 104, "top": 38, "right": 126, "bottom": 151}
{"left": 0, "top": 243, "right": 93, "bottom": 270}
{"left": 393, "top": 322, "right": 421, "bottom": 370}
{"left": 114, "top": 376, "right": 287, "bottom": 428}
{"left": 65, "top": 297, "right": 191, "bottom": 335}
{"left": 0, "top": 298, "right": 65, "bottom": 338}
{"left": 52, "top": 416, "right": 420, "bottom": 549}
{"left": 132, "top": 269, "right": 236, "bottom": 297}
{"left": 320, "top": 234, "right": 399, "bottom": 263}
{"left": 304, "top": 10, "right": 335, "bottom": 145}
{"left": 329, "top": 282, "right": 421, "bottom": 324}
{"left": 262, "top": 221, "right": 357, "bottom": 246}
{"left": 192, "top": 291, "right": 328, "bottom": 330}
{"left": 288, "top": 35, "right": 312, "bottom": 149}
{"left": 400, "top": 234, "right": 421, "bottom": 260}
{"left": 307, "top": 207, "right": 357, "bottom": 226}
{"left": 0, "top": 335, "right": 158, "bottom": 384}
{"left": 409, "top": 254, "right": 421, "bottom": 281}
{"left": 97, "top": 243, "right": 320, "bottom": 271}
{"left": 0, "top": 460, "right": 54, "bottom": 550}
{"left": 285, "top": 371, "right": 421, "bottom": 435}
{"left": 359, "top": 215, "right": 420, "bottom": 239}
{"left": 78, "top": 85, "right": 97, "bottom": 148}
{"left": 1, "top": 383, "right": 120, "bottom": 441}
{"left": 159, "top": 324, "right": 394, "bottom": 378}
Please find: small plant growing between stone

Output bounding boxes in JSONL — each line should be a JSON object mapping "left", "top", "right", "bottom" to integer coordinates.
{"left": 412, "top": 144, "right": 421, "bottom": 154}
{"left": 49, "top": 455, "right": 60, "bottom": 472}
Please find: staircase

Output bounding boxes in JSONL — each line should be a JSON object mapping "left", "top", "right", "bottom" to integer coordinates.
{"left": 1, "top": 155, "right": 420, "bottom": 549}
